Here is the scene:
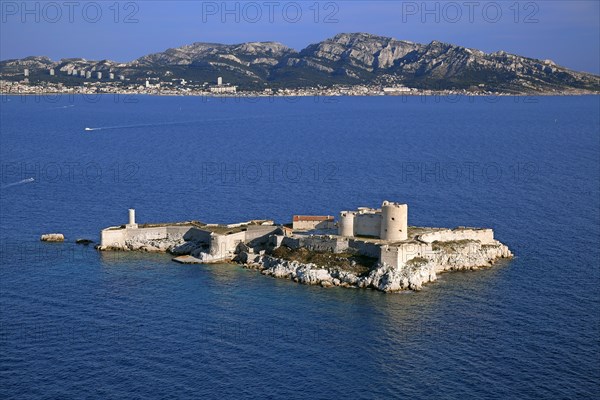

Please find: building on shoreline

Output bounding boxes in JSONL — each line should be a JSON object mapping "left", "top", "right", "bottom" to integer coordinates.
{"left": 209, "top": 76, "right": 237, "bottom": 94}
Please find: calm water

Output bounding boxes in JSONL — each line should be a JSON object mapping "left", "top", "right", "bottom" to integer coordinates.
{"left": 1, "top": 95, "right": 599, "bottom": 399}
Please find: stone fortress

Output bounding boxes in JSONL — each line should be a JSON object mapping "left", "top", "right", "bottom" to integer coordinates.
{"left": 99, "top": 208, "right": 280, "bottom": 263}
{"left": 98, "top": 201, "right": 512, "bottom": 292}
{"left": 339, "top": 201, "right": 408, "bottom": 241}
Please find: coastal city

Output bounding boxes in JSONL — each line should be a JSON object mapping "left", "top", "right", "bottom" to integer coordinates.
{"left": 0, "top": 66, "right": 559, "bottom": 98}
{"left": 1, "top": 77, "right": 514, "bottom": 98}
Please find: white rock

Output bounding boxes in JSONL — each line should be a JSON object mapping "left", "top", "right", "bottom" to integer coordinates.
{"left": 40, "top": 233, "right": 64, "bottom": 242}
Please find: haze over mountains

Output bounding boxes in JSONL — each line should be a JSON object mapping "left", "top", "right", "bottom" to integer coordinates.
{"left": 2, "top": 33, "right": 598, "bottom": 93}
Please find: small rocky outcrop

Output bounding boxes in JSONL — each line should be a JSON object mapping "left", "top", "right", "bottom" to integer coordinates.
{"left": 76, "top": 239, "right": 94, "bottom": 245}
{"left": 40, "top": 233, "right": 64, "bottom": 242}
{"left": 172, "top": 255, "right": 204, "bottom": 264}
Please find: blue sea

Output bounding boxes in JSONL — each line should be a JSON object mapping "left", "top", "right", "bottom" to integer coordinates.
{"left": 1, "top": 94, "right": 599, "bottom": 399}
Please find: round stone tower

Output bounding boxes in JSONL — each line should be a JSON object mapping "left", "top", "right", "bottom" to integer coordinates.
{"left": 338, "top": 211, "right": 356, "bottom": 237}
{"left": 380, "top": 201, "right": 408, "bottom": 241}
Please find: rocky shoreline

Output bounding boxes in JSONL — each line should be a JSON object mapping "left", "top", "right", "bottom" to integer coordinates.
{"left": 95, "top": 230, "right": 512, "bottom": 292}
{"left": 96, "top": 205, "right": 514, "bottom": 293}
{"left": 238, "top": 239, "right": 512, "bottom": 292}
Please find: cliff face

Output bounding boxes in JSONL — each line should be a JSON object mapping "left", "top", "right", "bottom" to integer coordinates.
{"left": 273, "top": 33, "right": 598, "bottom": 92}
{"left": 2, "top": 33, "right": 598, "bottom": 93}
{"left": 243, "top": 239, "right": 513, "bottom": 292}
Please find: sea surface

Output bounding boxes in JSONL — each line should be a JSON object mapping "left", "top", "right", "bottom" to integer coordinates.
{"left": 0, "top": 94, "right": 599, "bottom": 399}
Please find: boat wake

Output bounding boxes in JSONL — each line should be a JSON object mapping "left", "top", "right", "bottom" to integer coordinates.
{"left": 83, "top": 120, "right": 204, "bottom": 132}
{"left": 1, "top": 177, "right": 35, "bottom": 189}
{"left": 51, "top": 104, "right": 75, "bottom": 110}
{"left": 82, "top": 116, "right": 259, "bottom": 132}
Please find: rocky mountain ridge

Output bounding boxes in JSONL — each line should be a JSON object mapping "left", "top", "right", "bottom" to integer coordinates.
{"left": 2, "top": 33, "right": 598, "bottom": 93}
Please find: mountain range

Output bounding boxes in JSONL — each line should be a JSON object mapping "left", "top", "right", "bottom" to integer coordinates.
{"left": 1, "top": 33, "right": 598, "bottom": 93}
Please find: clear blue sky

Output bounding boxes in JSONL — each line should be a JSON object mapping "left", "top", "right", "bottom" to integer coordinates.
{"left": 1, "top": 0, "right": 599, "bottom": 74}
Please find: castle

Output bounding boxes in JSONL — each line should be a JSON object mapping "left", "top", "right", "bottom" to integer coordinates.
{"left": 339, "top": 201, "right": 408, "bottom": 241}
{"left": 98, "top": 201, "right": 500, "bottom": 269}
{"left": 95, "top": 201, "right": 512, "bottom": 292}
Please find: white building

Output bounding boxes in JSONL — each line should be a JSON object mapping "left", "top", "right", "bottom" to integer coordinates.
{"left": 383, "top": 86, "right": 412, "bottom": 94}
{"left": 210, "top": 85, "right": 237, "bottom": 94}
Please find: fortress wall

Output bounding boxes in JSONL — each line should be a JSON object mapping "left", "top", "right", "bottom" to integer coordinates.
{"left": 334, "top": 239, "right": 350, "bottom": 253}
{"left": 270, "top": 235, "right": 285, "bottom": 248}
{"left": 245, "top": 226, "right": 281, "bottom": 243}
{"left": 101, "top": 226, "right": 170, "bottom": 249}
{"left": 419, "top": 229, "right": 494, "bottom": 245}
{"left": 380, "top": 243, "right": 433, "bottom": 268}
{"left": 348, "top": 240, "right": 381, "bottom": 258}
{"left": 166, "top": 226, "right": 196, "bottom": 236}
{"left": 126, "top": 226, "right": 169, "bottom": 242}
{"left": 101, "top": 225, "right": 232, "bottom": 250}
{"left": 165, "top": 226, "right": 196, "bottom": 242}
{"left": 380, "top": 246, "right": 398, "bottom": 267}
{"left": 298, "top": 237, "right": 349, "bottom": 253}
{"left": 209, "top": 231, "right": 247, "bottom": 258}
{"left": 281, "top": 236, "right": 301, "bottom": 249}
{"left": 183, "top": 227, "right": 212, "bottom": 243}
{"left": 100, "top": 228, "right": 127, "bottom": 249}
{"left": 293, "top": 220, "right": 336, "bottom": 231}
{"left": 354, "top": 213, "right": 382, "bottom": 237}
{"left": 301, "top": 237, "right": 337, "bottom": 252}
{"left": 319, "top": 220, "right": 336, "bottom": 230}
{"left": 281, "top": 236, "right": 300, "bottom": 249}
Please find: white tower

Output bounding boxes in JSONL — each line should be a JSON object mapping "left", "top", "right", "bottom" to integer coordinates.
{"left": 126, "top": 209, "right": 138, "bottom": 229}
{"left": 24, "top": 69, "right": 29, "bottom": 77}
{"left": 96, "top": 72, "right": 102, "bottom": 79}
{"left": 338, "top": 211, "right": 356, "bottom": 237}
{"left": 380, "top": 201, "right": 408, "bottom": 241}
{"left": 217, "top": 76, "right": 223, "bottom": 86}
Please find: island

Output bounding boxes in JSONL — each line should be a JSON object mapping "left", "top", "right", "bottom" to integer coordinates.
{"left": 97, "top": 202, "right": 513, "bottom": 292}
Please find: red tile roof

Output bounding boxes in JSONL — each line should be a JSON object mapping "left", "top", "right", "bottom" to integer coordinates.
{"left": 293, "top": 215, "right": 334, "bottom": 222}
